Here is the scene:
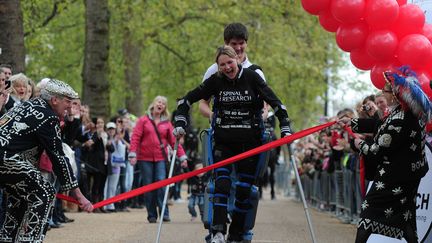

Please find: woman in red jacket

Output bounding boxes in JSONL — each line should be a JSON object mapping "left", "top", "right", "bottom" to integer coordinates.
{"left": 129, "top": 95, "right": 187, "bottom": 223}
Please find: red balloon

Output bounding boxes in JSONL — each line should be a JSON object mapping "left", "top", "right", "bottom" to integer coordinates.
{"left": 427, "top": 122, "right": 432, "bottom": 132}
{"left": 418, "top": 72, "right": 432, "bottom": 99}
{"left": 370, "top": 63, "right": 397, "bottom": 89}
{"left": 301, "top": 0, "right": 331, "bottom": 15}
{"left": 331, "top": 0, "right": 366, "bottom": 24}
{"left": 365, "top": 30, "right": 398, "bottom": 62}
{"left": 336, "top": 22, "right": 368, "bottom": 52}
{"left": 319, "top": 11, "right": 341, "bottom": 32}
{"left": 350, "top": 48, "right": 377, "bottom": 70}
{"left": 423, "top": 24, "right": 432, "bottom": 44}
{"left": 392, "top": 4, "right": 425, "bottom": 38}
{"left": 364, "top": 0, "right": 399, "bottom": 30}
{"left": 396, "top": 0, "right": 407, "bottom": 6}
{"left": 397, "top": 34, "right": 432, "bottom": 68}
{"left": 423, "top": 61, "right": 432, "bottom": 78}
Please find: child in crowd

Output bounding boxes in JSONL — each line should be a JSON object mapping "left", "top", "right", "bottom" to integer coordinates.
{"left": 188, "top": 163, "right": 208, "bottom": 222}
{"left": 104, "top": 122, "right": 127, "bottom": 212}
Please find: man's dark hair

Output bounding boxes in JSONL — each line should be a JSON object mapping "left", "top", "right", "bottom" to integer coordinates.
{"left": 224, "top": 23, "right": 248, "bottom": 43}
{"left": 0, "top": 64, "right": 12, "bottom": 72}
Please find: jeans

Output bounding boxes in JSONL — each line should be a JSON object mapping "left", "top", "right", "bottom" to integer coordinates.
{"left": 74, "top": 147, "right": 82, "bottom": 182}
{"left": 137, "top": 160, "right": 169, "bottom": 220}
{"left": 188, "top": 194, "right": 204, "bottom": 220}
{"left": 104, "top": 169, "right": 120, "bottom": 210}
{"left": 125, "top": 161, "right": 134, "bottom": 192}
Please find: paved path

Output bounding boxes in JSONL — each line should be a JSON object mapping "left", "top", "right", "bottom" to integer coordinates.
{"left": 45, "top": 191, "right": 356, "bottom": 243}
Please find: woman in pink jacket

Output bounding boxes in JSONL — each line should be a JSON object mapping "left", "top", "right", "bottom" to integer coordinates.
{"left": 129, "top": 95, "right": 187, "bottom": 223}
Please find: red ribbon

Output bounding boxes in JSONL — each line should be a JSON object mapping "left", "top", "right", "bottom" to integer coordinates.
{"left": 56, "top": 193, "right": 80, "bottom": 205}
{"left": 57, "top": 121, "right": 336, "bottom": 209}
{"left": 343, "top": 125, "right": 358, "bottom": 139}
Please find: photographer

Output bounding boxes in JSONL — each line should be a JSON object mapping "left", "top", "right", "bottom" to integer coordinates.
{"left": 360, "top": 95, "right": 379, "bottom": 120}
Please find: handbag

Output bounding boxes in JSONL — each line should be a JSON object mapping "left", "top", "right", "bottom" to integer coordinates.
{"left": 149, "top": 118, "right": 171, "bottom": 175}
{"left": 111, "top": 140, "right": 126, "bottom": 167}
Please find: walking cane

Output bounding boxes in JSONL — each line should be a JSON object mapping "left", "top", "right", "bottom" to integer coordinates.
{"left": 288, "top": 144, "right": 317, "bottom": 243}
{"left": 155, "top": 139, "right": 180, "bottom": 243}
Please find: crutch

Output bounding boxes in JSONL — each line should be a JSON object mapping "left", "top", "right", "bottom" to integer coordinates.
{"left": 288, "top": 144, "right": 317, "bottom": 243}
{"left": 155, "top": 139, "right": 180, "bottom": 243}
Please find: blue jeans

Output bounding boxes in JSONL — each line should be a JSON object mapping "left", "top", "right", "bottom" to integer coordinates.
{"left": 188, "top": 194, "right": 204, "bottom": 220}
{"left": 104, "top": 171, "right": 120, "bottom": 210}
{"left": 137, "top": 160, "right": 169, "bottom": 220}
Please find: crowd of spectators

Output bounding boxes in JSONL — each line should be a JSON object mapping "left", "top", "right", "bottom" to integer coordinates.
{"left": 291, "top": 90, "right": 394, "bottom": 224}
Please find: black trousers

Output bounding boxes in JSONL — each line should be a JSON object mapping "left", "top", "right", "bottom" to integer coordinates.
{"left": 0, "top": 159, "right": 55, "bottom": 242}
{"left": 211, "top": 140, "right": 261, "bottom": 239}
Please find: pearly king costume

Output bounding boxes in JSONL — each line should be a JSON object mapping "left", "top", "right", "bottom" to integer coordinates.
{"left": 354, "top": 68, "right": 431, "bottom": 241}
{"left": 0, "top": 79, "right": 79, "bottom": 242}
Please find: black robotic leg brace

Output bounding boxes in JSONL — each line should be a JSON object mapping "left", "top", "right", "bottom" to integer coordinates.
{"left": 211, "top": 167, "right": 232, "bottom": 234}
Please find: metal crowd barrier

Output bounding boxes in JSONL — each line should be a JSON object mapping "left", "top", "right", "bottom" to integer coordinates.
{"left": 289, "top": 152, "right": 362, "bottom": 224}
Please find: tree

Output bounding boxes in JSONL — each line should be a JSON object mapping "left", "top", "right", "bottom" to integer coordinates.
{"left": 21, "top": 0, "right": 346, "bottom": 128}
{"left": 0, "top": 0, "right": 25, "bottom": 73}
{"left": 123, "top": 28, "right": 143, "bottom": 115}
{"left": 82, "top": 0, "right": 110, "bottom": 118}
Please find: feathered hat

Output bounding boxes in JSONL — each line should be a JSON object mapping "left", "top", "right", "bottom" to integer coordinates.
{"left": 383, "top": 66, "right": 432, "bottom": 122}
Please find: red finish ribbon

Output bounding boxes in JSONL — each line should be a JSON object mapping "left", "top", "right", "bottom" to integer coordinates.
{"left": 343, "top": 125, "right": 358, "bottom": 139}
{"left": 56, "top": 193, "right": 80, "bottom": 205}
{"left": 57, "top": 121, "right": 336, "bottom": 209}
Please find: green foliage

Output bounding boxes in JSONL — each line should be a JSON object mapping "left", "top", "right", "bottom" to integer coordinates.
{"left": 21, "top": 0, "right": 344, "bottom": 129}
{"left": 23, "top": 0, "right": 84, "bottom": 91}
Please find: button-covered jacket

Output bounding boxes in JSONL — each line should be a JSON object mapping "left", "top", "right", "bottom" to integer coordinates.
{"left": 357, "top": 105, "right": 429, "bottom": 182}
{"left": 0, "top": 98, "right": 78, "bottom": 191}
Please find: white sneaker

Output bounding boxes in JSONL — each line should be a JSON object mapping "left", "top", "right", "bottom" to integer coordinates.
{"left": 211, "top": 232, "right": 226, "bottom": 243}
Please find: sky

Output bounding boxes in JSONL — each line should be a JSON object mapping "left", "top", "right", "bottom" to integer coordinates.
{"left": 327, "top": 0, "right": 432, "bottom": 117}
{"left": 327, "top": 52, "right": 376, "bottom": 117}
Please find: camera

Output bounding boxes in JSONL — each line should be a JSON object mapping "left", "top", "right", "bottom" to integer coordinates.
{"left": 4, "top": 80, "right": 11, "bottom": 90}
{"left": 362, "top": 105, "right": 371, "bottom": 112}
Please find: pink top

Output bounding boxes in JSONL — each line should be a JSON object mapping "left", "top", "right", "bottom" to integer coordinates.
{"left": 129, "top": 115, "right": 187, "bottom": 162}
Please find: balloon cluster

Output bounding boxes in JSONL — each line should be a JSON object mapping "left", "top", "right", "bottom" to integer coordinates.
{"left": 301, "top": 0, "right": 432, "bottom": 98}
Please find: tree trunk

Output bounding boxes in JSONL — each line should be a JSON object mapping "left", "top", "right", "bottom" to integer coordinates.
{"left": 0, "top": 0, "right": 25, "bottom": 73}
{"left": 122, "top": 29, "right": 143, "bottom": 116}
{"left": 82, "top": 0, "right": 110, "bottom": 119}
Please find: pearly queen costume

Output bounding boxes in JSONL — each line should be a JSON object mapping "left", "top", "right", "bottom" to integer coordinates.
{"left": 0, "top": 79, "right": 79, "bottom": 243}
{"left": 353, "top": 68, "right": 431, "bottom": 241}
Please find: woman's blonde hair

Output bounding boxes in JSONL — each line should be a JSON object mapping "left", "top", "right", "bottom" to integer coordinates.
{"left": 215, "top": 45, "right": 238, "bottom": 77}
{"left": 9, "top": 73, "right": 29, "bottom": 87}
{"left": 147, "top": 95, "right": 170, "bottom": 118}
{"left": 215, "top": 45, "right": 237, "bottom": 64}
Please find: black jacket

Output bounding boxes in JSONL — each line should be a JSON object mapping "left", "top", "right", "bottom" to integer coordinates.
{"left": 0, "top": 98, "right": 78, "bottom": 191}
{"left": 175, "top": 66, "right": 291, "bottom": 143}
{"left": 358, "top": 105, "right": 429, "bottom": 182}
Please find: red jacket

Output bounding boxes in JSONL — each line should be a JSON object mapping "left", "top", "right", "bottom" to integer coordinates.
{"left": 130, "top": 114, "right": 187, "bottom": 162}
